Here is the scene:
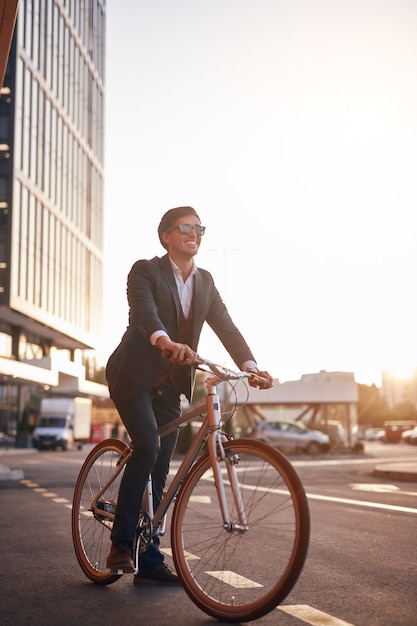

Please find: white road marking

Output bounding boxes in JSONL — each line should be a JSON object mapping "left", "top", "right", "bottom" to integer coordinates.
{"left": 189, "top": 494, "right": 211, "bottom": 503}
{"left": 279, "top": 604, "right": 355, "bottom": 625}
{"left": 161, "top": 547, "right": 200, "bottom": 560}
{"left": 305, "top": 491, "right": 417, "bottom": 514}
{"left": 206, "top": 570, "right": 263, "bottom": 588}
{"left": 20, "top": 480, "right": 39, "bottom": 487}
{"left": 291, "top": 456, "right": 414, "bottom": 468}
{"left": 350, "top": 482, "right": 417, "bottom": 497}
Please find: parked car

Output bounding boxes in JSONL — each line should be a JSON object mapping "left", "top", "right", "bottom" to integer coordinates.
{"left": 364, "top": 428, "right": 386, "bottom": 441}
{"left": 249, "top": 420, "right": 330, "bottom": 454}
{"left": 401, "top": 426, "right": 417, "bottom": 445}
{"left": 316, "top": 420, "right": 348, "bottom": 448}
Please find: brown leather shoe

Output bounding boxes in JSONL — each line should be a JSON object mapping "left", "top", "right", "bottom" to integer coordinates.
{"left": 106, "top": 542, "right": 134, "bottom": 572}
{"left": 133, "top": 562, "right": 181, "bottom": 585}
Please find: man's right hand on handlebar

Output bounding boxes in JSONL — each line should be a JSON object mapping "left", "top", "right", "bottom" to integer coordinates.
{"left": 156, "top": 335, "right": 197, "bottom": 365}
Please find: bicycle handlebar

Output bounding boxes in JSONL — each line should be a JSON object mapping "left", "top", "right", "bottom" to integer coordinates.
{"left": 195, "top": 356, "right": 270, "bottom": 387}
{"left": 161, "top": 348, "right": 271, "bottom": 388}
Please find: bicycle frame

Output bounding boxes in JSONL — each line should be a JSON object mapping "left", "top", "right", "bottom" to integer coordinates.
{"left": 87, "top": 396, "right": 215, "bottom": 528}
{"left": 150, "top": 372, "right": 247, "bottom": 540}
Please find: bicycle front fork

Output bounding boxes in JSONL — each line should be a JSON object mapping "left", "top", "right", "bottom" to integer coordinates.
{"left": 208, "top": 432, "right": 249, "bottom": 532}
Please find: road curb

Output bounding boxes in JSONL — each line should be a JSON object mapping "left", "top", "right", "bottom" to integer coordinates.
{"left": 373, "top": 462, "right": 417, "bottom": 483}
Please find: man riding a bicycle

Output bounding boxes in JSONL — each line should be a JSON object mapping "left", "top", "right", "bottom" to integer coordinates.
{"left": 105, "top": 206, "right": 273, "bottom": 584}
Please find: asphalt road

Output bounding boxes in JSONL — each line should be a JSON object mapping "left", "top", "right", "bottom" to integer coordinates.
{"left": 1, "top": 441, "right": 416, "bottom": 626}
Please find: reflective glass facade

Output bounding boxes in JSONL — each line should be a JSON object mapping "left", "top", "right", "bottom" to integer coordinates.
{"left": 0, "top": 0, "right": 105, "bottom": 353}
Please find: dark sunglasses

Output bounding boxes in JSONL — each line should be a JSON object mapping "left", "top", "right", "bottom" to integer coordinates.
{"left": 166, "top": 224, "right": 206, "bottom": 236}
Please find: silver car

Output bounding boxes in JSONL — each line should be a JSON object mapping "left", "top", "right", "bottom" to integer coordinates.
{"left": 250, "top": 419, "right": 330, "bottom": 454}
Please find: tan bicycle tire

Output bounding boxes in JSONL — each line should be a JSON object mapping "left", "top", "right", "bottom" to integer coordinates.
{"left": 72, "top": 438, "right": 129, "bottom": 585}
{"left": 171, "top": 439, "right": 310, "bottom": 622}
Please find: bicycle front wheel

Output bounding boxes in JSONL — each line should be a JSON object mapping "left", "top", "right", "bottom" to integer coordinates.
{"left": 171, "top": 439, "right": 310, "bottom": 622}
{"left": 71, "top": 438, "right": 128, "bottom": 585}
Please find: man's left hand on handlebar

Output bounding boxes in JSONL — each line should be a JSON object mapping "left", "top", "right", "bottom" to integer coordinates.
{"left": 246, "top": 368, "right": 274, "bottom": 390}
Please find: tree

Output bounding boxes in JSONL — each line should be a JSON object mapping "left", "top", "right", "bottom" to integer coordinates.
{"left": 385, "top": 401, "right": 416, "bottom": 422}
{"left": 83, "top": 353, "right": 107, "bottom": 384}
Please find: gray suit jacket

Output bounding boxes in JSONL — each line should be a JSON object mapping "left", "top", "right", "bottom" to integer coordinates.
{"left": 106, "top": 254, "right": 255, "bottom": 400}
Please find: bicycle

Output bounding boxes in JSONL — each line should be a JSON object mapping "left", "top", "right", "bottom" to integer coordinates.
{"left": 71, "top": 357, "right": 310, "bottom": 623}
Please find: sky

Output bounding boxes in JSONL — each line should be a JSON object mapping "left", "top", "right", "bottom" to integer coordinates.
{"left": 100, "top": 0, "right": 417, "bottom": 386}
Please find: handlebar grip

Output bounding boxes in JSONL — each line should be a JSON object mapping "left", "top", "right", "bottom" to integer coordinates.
{"left": 247, "top": 370, "right": 273, "bottom": 389}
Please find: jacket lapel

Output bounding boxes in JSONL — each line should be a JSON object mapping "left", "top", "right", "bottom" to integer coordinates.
{"left": 191, "top": 270, "right": 207, "bottom": 344}
{"left": 159, "top": 255, "right": 181, "bottom": 318}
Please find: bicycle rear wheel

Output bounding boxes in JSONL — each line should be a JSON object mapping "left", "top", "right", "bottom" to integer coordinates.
{"left": 72, "top": 438, "right": 128, "bottom": 585}
{"left": 171, "top": 439, "right": 309, "bottom": 622}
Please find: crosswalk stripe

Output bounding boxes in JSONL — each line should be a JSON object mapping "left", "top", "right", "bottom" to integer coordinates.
{"left": 279, "top": 604, "right": 355, "bottom": 626}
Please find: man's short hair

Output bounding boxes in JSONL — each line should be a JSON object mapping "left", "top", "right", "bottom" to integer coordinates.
{"left": 158, "top": 206, "right": 201, "bottom": 250}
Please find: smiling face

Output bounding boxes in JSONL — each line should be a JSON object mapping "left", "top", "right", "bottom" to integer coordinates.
{"left": 162, "top": 214, "right": 203, "bottom": 263}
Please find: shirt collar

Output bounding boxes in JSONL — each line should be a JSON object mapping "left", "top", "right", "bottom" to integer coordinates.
{"left": 168, "top": 256, "right": 197, "bottom": 281}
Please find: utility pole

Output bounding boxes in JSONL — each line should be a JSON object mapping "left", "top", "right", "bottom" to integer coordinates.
{"left": 205, "top": 248, "right": 240, "bottom": 298}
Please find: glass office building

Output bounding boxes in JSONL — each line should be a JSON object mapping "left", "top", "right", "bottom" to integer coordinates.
{"left": 0, "top": 0, "right": 107, "bottom": 439}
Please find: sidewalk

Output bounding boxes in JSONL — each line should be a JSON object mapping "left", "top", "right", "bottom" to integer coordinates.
{"left": 373, "top": 461, "right": 417, "bottom": 482}
{"left": 0, "top": 446, "right": 35, "bottom": 480}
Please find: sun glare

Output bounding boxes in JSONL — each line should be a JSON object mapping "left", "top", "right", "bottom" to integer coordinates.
{"left": 384, "top": 361, "right": 417, "bottom": 381}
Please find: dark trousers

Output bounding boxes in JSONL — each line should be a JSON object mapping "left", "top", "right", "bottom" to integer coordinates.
{"left": 110, "top": 380, "right": 180, "bottom": 570}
